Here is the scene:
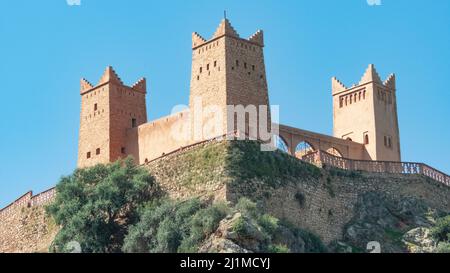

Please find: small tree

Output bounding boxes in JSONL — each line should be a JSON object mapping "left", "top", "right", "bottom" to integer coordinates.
{"left": 46, "top": 157, "right": 161, "bottom": 253}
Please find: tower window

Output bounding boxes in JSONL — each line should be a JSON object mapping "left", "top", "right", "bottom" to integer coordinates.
{"left": 132, "top": 118, "right": 137, "bottom": 128}
{"left": 94, "top": 103, "right": 98, "bottom": 111}
{"left": 199, "top": 67, "right": 202, "bottom": 73}
{"left": 86, "top": 152, "right": 91, "bottom": 159}
{"left": 121, "top": 147, "right": 126, "bottom": 154}
{"left": 252, "top": 65, "right": 255, "bottom": 71}
{"left": 214, "top": 61, "right": 217, "bottom": 67}
{"left": 236, "top": 60, "right": 239, "bottom": 67}
{"left": 96, "top": 148, "right": 100, "bottom": 155}
{"left": 364, "top": 133, "right": 369, "bottom": 145}
{"left": 385, "top": 136, "right": 392, "bottom": 148}
{"left": 244, "top": 62, "right": 247, "bottom": 69}
{"left": 207, "top": 64, "right": 210, "bottom": 70}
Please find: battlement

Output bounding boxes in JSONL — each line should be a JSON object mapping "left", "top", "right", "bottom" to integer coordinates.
{"left": 192, "top": 18, "right": 264, "bottom": 49}
{"left": 80, "top": 66, "right": 146, "bottom": 95}
{"left": 332, "top": 64, "right": 396, "bottom": 95}
{"left": 0, "top": 188, "right": 55, "bottom": 219}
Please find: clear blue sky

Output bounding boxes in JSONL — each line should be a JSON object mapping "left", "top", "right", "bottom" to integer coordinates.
{"left": 1, "top": 0, "right": 449, "bottom": 207}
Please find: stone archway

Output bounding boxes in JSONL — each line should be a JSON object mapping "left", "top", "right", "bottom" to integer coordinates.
{"left": 295, "top": 141, "right": 315, "bottom": 159}
{"left": 326, "top": 147, "right": 343, "bottom": 157}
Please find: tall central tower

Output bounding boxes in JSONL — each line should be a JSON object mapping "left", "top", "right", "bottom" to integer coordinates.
{"left": 189, "top": 19, "right": 270, "bottom": 140}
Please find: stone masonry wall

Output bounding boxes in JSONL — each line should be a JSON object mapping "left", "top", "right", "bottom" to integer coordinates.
{"left": 0, "top": 205, "right": 58, "bottom": 253}
{"left": 228, "top": 170, "right": 450, "bottom": 244}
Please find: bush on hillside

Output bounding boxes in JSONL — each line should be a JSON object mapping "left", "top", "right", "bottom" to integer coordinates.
{"left": 46, "top": 157, "right": 161, "bottom": 253}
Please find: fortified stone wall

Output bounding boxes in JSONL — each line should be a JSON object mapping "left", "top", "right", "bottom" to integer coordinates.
{"left": 127, "top": 110, "right": 193, "bottom": 164}
{"left": 0, "top": 191, "right": 58, "bottom": 253}
{"left": 230, "top": 171, "right": 450, "bottom": 243}
{"left": 1, "top": 140, "right": 449, "bottom": 252}
{"left": 141, "top": 140, "right": 450, "bottom": 244}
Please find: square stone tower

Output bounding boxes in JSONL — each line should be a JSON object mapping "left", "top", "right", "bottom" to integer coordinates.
{"left": 78, "top": 67, "right": 147, "bottom": 168}
{"left": 189, "top": 19, "right": 271, "bottom": 140}
{"left": 332, "top": 64, "right": 401, "bottom": 161}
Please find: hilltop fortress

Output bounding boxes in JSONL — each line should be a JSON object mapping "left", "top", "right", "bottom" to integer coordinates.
{"left": 1, "top": 18, "right": 449, "bottom": 253}
{"left": 77, "top": 18, "right": 401, "bottom": 169}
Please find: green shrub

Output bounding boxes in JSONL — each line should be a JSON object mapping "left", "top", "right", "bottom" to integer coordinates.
{"left": 232, "top": 216, "right": 250, "bottom": 238}
{"left": 268, "top": 244, "right": 290, "bottom": 253}
{"left": 123, "top": 199, "right": 228, "bottom": 253}
{"left": 430, "top": 215, "right": 450, "bottom": 242}
{"left": 435, "top": 242, "right": 450, "bottom": 253}
{"left": 257, "top": 214, "right": 279, "bottom": 235}
{"left": 235, "top": 197, "right": 258, "bottom": 218}
{"left": 46, "top": 157, "right": 161, "bottom": 253}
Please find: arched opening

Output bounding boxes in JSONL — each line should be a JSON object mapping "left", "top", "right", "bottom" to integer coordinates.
{"left": 346, "top": 137, "right": 353, "bottom": 141}
{"left": 364, "top": 133, "right": 369, "bottom": 145}
{"left": 295, "top": 141, "right": 315, "bottom": 158}
{"left": 274, "top": 135, "right": 289, "bottom": 154}
{"left": 326, "top": 147, "right": 343, "bottom": 158}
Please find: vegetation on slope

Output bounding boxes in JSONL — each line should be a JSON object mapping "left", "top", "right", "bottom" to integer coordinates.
{"left": 122, "top": 199, "right": 229, "bottom": 253}
{"left": 226, "top": 140, "right": 322, "bottom": 187}
{"left": 46, "top": 154, "right": 325, "bottom": 253}
{"left": 43, "top": 140, "right": 448, "bottom": 253}
{"left": 46, "top": 158, "right": 162, "bottom": 252}
{"left": 430, "top": 215, "right": 450, "bottom": 252}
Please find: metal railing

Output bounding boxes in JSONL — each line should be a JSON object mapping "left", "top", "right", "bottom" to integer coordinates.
{"left": 302, "top": 150, "right": 450, "bottom": 187}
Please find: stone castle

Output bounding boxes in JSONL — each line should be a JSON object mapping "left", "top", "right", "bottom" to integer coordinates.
{"left": 77, "top": 18, "right": 401, "bottom": 169}
{"left": 1, "top": 18, "right": 450, "bottom": 253}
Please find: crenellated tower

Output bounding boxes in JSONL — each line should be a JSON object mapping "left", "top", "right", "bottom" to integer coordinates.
{"left": 78, "top": 66, "right": 147, "bottom": 168}
{"left": 332, "top": 64, "right": 401, "bottom": 161}
{"left": 189, "top": 18, "right": 271, "bottom": 140}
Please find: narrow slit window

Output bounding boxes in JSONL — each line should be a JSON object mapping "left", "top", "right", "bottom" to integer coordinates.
{"left": 132, "top": 118, "right": 137, "bottom": 128}
{"left": 96, "top": 148, "right": 100, "bottom": 155}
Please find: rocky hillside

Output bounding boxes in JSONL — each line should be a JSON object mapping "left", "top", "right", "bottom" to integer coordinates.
{"left": 1, "top": 139, "right": 449, "bottom": 253}
{"left": 145, "top": 140, "right": 450, "bottom": 252}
